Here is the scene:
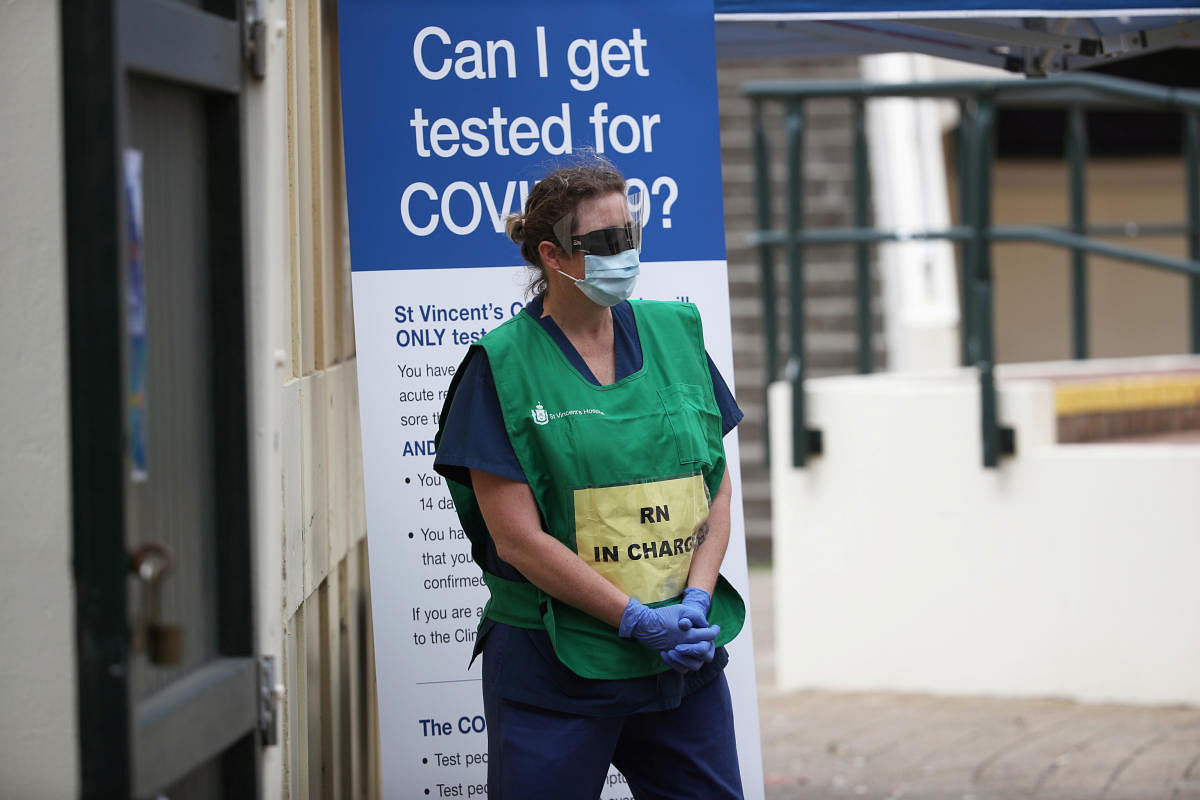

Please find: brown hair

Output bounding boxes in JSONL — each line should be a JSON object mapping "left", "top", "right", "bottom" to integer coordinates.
{"left": 505, "top": 155, "right": 626, "bottom": 297}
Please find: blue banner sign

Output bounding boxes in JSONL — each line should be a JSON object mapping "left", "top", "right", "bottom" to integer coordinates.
{"left": 339, "top": 0, "right": 727, "bottom": 271}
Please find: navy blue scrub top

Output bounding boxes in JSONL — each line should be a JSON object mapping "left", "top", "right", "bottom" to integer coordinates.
{"left": 433, "top": 295, "right": 743, "bottom": 717}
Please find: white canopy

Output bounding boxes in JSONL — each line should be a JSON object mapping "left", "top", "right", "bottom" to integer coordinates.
{"left": 713, "top": 2, "right": 1200, "bottom": 74}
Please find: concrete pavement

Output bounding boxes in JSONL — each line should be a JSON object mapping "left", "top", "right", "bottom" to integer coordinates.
{"left": 748, "top": 567, "right": 1200, "bottom": 800}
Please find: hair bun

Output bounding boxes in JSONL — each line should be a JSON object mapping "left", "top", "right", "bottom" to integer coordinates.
{"left": 505, "top": 213, "right": 526, "bottom": 244}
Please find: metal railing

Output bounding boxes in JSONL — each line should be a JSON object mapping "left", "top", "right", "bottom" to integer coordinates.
{"left": 746, "top": 71, "right": 1200, "bottom": 468}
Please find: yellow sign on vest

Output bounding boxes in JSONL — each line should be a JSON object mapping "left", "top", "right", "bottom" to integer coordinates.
{"left": 573, "top": 474, "right": 710, "bottom": 604}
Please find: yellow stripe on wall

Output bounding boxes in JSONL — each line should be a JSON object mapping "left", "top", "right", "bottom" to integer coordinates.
{"left": 1055, "top": 374, "right": 1200, "bottom": 416}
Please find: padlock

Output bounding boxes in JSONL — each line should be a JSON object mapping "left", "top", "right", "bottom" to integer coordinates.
{"left": 149, "top": 622, "right": 184, "bottom": 666}
{"left": 129, "top": 543, "right": 184, "bottom": 667}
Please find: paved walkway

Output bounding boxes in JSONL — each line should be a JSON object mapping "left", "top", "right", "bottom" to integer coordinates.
{"left": 748, "top": 567, "right": 1200, "bottom": 800}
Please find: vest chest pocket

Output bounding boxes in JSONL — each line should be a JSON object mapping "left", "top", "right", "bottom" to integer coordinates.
{"left": 657, "top": 383, "right": 719, "bottom": 468}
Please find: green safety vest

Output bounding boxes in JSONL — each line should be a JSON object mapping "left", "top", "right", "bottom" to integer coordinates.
{"left": 440, "top": 300, "right": 745, "bottom": 680}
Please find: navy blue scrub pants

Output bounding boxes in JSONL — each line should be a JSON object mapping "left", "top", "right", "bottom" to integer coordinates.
{"left": 483, "top": 670, "right": 744, "bottom": 800}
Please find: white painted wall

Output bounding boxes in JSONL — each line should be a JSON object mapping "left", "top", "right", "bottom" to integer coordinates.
{"left": 0, "top": 2, "right": 81, "bottom": 797}
{"left": 769, "top": 356, "right": 1200, "bottom": 705}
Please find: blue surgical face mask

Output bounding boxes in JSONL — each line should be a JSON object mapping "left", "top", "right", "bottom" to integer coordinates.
{"left": 557, "top": 249, "right": 640, "bottom": 308}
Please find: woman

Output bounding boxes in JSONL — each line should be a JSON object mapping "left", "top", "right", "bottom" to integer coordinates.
{"left": 434, "top": 157, "right": 746, "bottom": 800}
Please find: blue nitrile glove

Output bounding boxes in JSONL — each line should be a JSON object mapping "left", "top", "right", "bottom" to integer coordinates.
{"left": 618, "top": 597, "right": 719, "bottom": 652}
{"left": 680, "top": 587, "right": 712, "bottom": 621}
{"left": 661, "top": 639, "right": 718, "bottom": 674}
{"left": 662, "top": 588, "right": 718, "bottom": 673}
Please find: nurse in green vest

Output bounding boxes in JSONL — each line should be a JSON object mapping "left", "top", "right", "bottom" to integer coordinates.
{"left": 434, "top": 157, "right": 746, "bottom": 800}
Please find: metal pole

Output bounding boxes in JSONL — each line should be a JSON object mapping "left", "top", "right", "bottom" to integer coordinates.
{"left": 957, "top": 100, "right": 973, "bottom": 367}
{"left": 753, "top": 101, "right": 778, "bottom": 466}
{"left": 990, "top": 226, "right": 1200, "bottom": 276}
{"left": 853, "top": 98, "right": 873, "bottom": 374}
{"left": 785, "top": 100, "right": 809, "bottom": 467}
{"left": 963, "top": 101, "right": 982, "bottom": 368}
{"left": 969, "top": 96, "right": 1003, "bottom": 468}
{"left": 1186, "top": 110, "right": 1200, "bottom": 354}
{"left": 743, "top": 72, "right": 1200, "bottom": 109}
{"left": 1067, "top": 105, "right": 1089, "bottom": 359}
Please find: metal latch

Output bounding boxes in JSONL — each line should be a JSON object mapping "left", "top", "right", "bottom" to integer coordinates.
{"left": 129, "top": 543, "right": 184, "bottom": 666}
{"left": 258, "top": 655, "right": 282, "bottom": 747}
{"left": 244, "top": 0, "right": 267, "bottom": 79}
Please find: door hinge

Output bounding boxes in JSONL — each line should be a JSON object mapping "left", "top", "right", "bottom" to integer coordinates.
{"left": 244, "top": 0, "right": 267, "bottom": 79}
{"left": 258, "top": 655, "right": 281, "bottom": 747}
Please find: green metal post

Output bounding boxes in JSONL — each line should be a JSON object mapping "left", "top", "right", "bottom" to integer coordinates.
{"left": 753, "top": 101, "right": 777, "bottom": 465}
{"left": 786, "top": 100, "right": 810, "bottom": 467}
{"left": 1186, "top": 111, "right": 1200, "bottom": 353}
{"left": 853, "top": 98, "right": 873, "bottom": 374}
{"left": 1067, "top": 105, "right": 1089, "bottom": 359}
{"left": 957, "top": 101, "right": 973, "bottom": 367}
{"left": 967, "top": 96, "right": 1005, "bottom": 468}
{"left": 963, "top": 103, "right": 982, "bottom": 368}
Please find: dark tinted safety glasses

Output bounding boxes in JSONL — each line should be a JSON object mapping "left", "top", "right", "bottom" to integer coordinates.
{"left": 570, "top": 223, "right": 640, "bottom": 256}
{"left": 550, "top": 186, "right": 644, "bottom": 255}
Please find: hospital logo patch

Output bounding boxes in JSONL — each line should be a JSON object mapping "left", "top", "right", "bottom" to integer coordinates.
{"left": 529, "top": 403, "right": 606, "bottom": 426}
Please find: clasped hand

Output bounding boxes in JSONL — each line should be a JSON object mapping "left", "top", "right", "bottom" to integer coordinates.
{"left": 619, "top": 589, "right": 719, "bottom": 674}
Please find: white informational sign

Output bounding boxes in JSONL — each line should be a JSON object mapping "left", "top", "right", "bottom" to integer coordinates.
{"left": 339, "top": 2, "right": 763, "bottom": 797}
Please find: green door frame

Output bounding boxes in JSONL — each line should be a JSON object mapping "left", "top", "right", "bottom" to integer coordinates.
{"left": 63, "top": 1, "right": 258, "bottom": 795}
